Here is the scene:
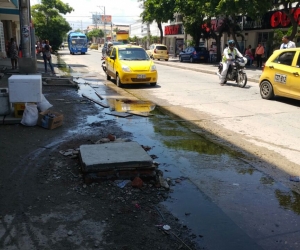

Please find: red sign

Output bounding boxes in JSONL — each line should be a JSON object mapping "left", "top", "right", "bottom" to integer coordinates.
{"left": 164, "top": 25, "right": 183, "bottom": 35}
{"left": 270, "top": 8, "right": 300, "bottom": 27}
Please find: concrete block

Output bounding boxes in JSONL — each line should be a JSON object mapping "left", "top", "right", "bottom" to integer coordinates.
{"left": 80, "top": 142, "right": 153, "bottom": 173}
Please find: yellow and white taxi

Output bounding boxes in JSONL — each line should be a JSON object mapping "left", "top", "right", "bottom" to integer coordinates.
{"left": 105, "top": 44, "right": 158, "bottom": 87}
{"left": 259, "top": 48, "right": 300, "bottom": 100}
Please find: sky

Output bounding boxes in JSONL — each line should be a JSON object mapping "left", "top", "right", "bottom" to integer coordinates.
{"left": 30, "top": 0, "right": 143, "bottom": 29}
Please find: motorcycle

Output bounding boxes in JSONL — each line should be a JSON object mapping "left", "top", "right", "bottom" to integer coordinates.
{"left": 217, "top": 56, "right": 248, "bottom": 88}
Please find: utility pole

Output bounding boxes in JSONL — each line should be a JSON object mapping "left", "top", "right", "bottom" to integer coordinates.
{"left": 97, "top": 6, "right": 106, "bottom": 43}
{"left": 19, "top": 0, "right": 36, "bottom": 73}
{"left": 147, "top": 22, "right": 150, "bottom": 49}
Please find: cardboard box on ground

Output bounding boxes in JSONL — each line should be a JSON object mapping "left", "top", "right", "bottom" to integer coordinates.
{"left": 37, "top": 110, "right": 63, "bottom": 130}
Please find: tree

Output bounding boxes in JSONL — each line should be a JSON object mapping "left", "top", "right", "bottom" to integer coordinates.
{"left": 87, "top": 29, "right": 104, "bottom": 41}
{"left": 175, "top": 0, "right": 208, "bottom": 47}
{"left": 215, "top": 0, "right": 274, "bottom": 51}
{"left": 140, "top": 0, "right": 175, "bottom": 43}
{"left": 31, "top": 0, "right": 74, "bottom": 50}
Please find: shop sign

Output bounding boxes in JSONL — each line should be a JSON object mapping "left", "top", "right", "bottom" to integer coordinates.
{"left": 270, "top": 8, "right": 300, "bottom": 28}
{"left": 165, "top": 24, "right": 184, "bottom": 35}
{"left": 241, "top": 8, "right": 300, "bottom": 30}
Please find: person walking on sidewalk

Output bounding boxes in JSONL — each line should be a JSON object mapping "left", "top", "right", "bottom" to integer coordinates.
{"left": 42, "top": 40, "right": 55, "bottom": 74}
{"left": 8, "top": 38, "right": 18, "bottom": 70}
{"left": 255, "top": 43, "right": 264, "bottom": 68}
{"left": 280, "top": 35, "right": 296, "bottom": 49}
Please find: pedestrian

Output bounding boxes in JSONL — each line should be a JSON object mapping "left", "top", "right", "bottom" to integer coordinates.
{"left": 42, "top": 40, "right": 55, "bottom": 74}
{"left": 219, "top": 40, "right": 244, "bottom": 86}
{"left": 8, "top": 38, "right": 18, "bottom": 70}
{"left": 244, "top": 45, "right": 254, "bottom": 66}
{"left": 280, "top": 35, "right": 296, "bottom": 49}
{"left": 255, "top": 43, "right": 264, "bottom": 68}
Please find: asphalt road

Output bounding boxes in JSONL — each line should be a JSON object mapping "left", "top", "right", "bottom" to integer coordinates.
{"left": 64, "top": 49, "right": 300, "bottom": 192}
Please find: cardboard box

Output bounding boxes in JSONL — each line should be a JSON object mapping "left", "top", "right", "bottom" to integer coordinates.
{"left": 38, "top": 111, "right": 63, "bottom": 129}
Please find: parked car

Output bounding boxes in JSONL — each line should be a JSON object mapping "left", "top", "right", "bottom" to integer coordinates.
{"left": 146, "top": 44, "right": 169, "bottom": 61}
{"left": 101, "top": 41, "right": 123, "bottom": 55}
{"left": 104, "top": 44, "right": 158, "bottom": 87}
{"left": 179, "top": 46, "right": 209, "bottom": 63}
{"left": 89, "top": 43, "right": 99, "bottom": 50}
{"left": 259, "top": 48, "right": 300, "bottom": 101}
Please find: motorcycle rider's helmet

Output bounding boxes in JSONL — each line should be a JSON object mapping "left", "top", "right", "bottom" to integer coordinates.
{"left": 228, "top": 40, "right": 235, "bottom": 48}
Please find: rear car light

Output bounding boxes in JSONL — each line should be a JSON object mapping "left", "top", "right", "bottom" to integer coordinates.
{"left": 154, "top": 49, "right": 157, "bottom": 53}
{"left": 193, "top": 51, "right": 196, "bottom": 55}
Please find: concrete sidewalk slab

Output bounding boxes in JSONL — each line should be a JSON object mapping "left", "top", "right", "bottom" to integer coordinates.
{"left": 80, "top": 141, "right": 154, "bottom": 173}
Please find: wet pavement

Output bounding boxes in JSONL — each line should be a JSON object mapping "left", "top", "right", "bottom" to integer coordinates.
{"left": 1, "top": 53, "right": 299, "bottom": 249}
{"left": 74, "top": 77, "right": 300, "bottom": 250}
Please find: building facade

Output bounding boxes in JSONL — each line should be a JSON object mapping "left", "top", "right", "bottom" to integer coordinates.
{"left": 0, "top": 0, "right": 20, "bottom": 58}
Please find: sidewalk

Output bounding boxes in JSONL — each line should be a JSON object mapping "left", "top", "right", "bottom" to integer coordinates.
{"left": 0, "top": 54, "right": 63, "bottom": 89}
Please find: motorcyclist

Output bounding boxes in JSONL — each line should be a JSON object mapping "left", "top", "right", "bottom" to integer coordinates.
{"left": 219, "top": 40, "right": 244, "bottom": 86}
{"left": 102, "top": 42, "right": 113, "bottom": 60}
{"left": 106, "top": 42, "right": 113, "bottom": 56}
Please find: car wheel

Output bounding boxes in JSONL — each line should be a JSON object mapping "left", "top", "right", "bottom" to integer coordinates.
{"left": 190, "top": 57, "right": 194, "bottom": 63}
{"left": 179, "top": 56, "right": 183, "bottom": 62}
{"left": 150, "top": 82, "right": 156, "bottom": 86}
{"left": 260, "top": 80, "right": 274, "bottom": 99}
{"left": 165, "top": 59, "right": 168, "bottom": 61}
{"left": 157, "top": 59, "right": 160, "bottom": 61}
{"left": 106, "top": 73, "right": 111, "bottom": 80}
{"left": 116, "top": 74, "right": 123, "bottom": 88}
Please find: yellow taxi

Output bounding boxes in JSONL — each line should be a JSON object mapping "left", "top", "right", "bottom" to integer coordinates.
{"left": 146, "top": 44, "right": 169, "bottom": 61}
{"left": 104, "top": 44, "right": 158, "bottom": 87}
{"left": 89, "top": 43, "right": 99, "bottom": 50}
{"left": 259, "top": 48, "right": 300, "bottom": 100}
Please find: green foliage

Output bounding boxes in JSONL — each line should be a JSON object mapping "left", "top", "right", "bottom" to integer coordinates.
{"left": 31, "top": 0, "right": 74, "bottom": 50}
{"left": 140, "top": 0, "right": 175, "bottom": 43}
{"left": 87, "top": 29, "right": 104, "bottom": 40}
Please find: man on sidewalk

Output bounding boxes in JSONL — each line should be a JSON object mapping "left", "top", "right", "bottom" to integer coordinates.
{"left": 280, "top": 35, "right": 296, "bottom": 49}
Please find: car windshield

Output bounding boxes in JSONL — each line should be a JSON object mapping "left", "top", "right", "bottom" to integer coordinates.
{"left": 118, "top": 48, "right": 150, "bottom": 60}
{"left": 71, "top": 38, "right": 86, "bottom": 45}
{"left": 156, "top": 46, "right": 167, "bottom": 50}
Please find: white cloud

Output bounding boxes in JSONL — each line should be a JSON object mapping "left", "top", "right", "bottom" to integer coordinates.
{"left": 31, "top": 0, "right": 143, "bottom": 29}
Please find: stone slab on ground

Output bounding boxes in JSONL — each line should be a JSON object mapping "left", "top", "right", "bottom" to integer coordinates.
{"left": 80, "top": 142, "right": 154, "bottom": 173}
{"left": 0, "top": 112, "right": 21, "bottom": 124}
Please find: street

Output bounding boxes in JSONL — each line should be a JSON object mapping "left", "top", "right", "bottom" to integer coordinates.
{"left": 62, "top": 48, "right": 300, "bottom": 191}
{"left": 57, "top": 48, "right": 300, "bottom": 249}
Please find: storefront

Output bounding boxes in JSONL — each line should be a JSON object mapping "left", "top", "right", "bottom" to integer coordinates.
{"left": 164, "top": 24, "right": 185, "bottom": 57}
{"left": 238, "top": 8, "right": 300, "bottom": 57}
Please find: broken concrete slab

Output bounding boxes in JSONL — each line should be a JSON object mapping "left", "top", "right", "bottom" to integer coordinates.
{"left": 80, "top": 142, "right": 154, "bottom": 173}
{"left": 105, "top": 111, "right": 132, "bottom": 118}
